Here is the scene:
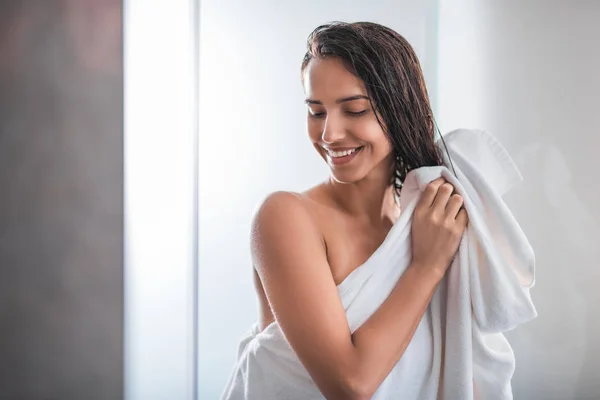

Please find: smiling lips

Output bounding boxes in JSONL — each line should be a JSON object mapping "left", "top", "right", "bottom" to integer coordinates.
{"left": 324, "top": 146, "right": 363, "bottom": 165}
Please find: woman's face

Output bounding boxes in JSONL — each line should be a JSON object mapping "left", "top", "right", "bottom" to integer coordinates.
{"left": 303, "top": 57, "right": 393, "bottom": 185}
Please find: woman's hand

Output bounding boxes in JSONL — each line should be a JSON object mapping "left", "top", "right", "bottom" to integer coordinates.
{"left": 410, "top": 177, "right": 469, "bottom": 277}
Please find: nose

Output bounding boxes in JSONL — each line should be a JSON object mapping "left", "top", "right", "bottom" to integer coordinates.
{"left": 321, "top": 114, "right": 346, "bottom": 144}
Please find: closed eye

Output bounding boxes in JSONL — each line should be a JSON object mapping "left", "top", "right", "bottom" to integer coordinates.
{"left": 309, "top": 110, "right": 368, "bottom": 119}
{"left": 348, "top": 110, "right": 368, "bottom": 117}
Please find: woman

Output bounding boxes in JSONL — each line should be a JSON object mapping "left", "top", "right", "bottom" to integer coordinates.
{"left": 231, "top": 21, "right": 468, "bottom": 399}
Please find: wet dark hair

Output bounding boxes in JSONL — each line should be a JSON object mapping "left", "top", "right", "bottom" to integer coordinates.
{"left": 301, "top": 21, "right": 445, "bottom": 199}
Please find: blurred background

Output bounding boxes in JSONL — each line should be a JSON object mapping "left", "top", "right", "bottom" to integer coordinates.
{"left": 0, "top": 1, "right": 123, "bottom": 399}
{"left": 1, "top": 1, "right": 599, "bottom": 399}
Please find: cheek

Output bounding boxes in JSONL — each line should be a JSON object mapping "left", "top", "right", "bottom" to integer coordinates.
{"left": 307, "top": 119, "right": 322, "bottom": 142}
{"left": 358, "top": 123, "right": 391, "bottom": 152}
{"left": 375, "top": 133, "right": 392, "bottom": 151}
{"left": 368, "top": 137, "right": 392, "bottom": 160}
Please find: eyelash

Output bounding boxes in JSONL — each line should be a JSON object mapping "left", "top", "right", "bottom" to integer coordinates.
{"left": 309, "top": 110, "right": 368, "bottom": 119}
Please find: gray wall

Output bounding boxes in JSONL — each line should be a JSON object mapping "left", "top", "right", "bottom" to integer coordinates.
{"left": 438, "top": 1, "right": 600, "bottom": 399}
{"left": 486, "top": 3, "right": 600, "bottom": 399}
{"left": 0, "top": 2, "right": 123, "bottom": 399}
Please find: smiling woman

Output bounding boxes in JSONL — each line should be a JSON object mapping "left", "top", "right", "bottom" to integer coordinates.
{"left": 305, "top": 93, "right": 370, "bottom": 166}
{"left": 301, "top": 25, "right": 444, "bottom": 197}
{"left": 303, "top": 57, "right": 395, "bottom": 187}
{"left": 220, "top": 21, "right": 470, "bottom": 400}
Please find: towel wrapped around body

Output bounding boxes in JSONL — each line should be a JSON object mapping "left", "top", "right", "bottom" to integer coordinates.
{"left": 221, "top": 128, "right": 537, "bottom": 400}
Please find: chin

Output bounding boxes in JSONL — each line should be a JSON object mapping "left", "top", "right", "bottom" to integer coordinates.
{"left": 329, "top": 170, "right": 365, "bottom": 185}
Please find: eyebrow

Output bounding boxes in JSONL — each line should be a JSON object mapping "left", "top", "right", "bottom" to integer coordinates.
{"left": 304, "top": 95, "right": 370, "bottom": 105}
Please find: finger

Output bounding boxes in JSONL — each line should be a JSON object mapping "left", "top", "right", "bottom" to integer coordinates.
{"left": 432, "top": 182, "right": 454, "bottom": 211}
{"left": 445, "top": 193, "right": 464, "bottom": 219}
{"left": 456, "top": 208, "right": 469, "bottom": 228}
{"left": 419, "top": 178, "right": 446, "bottom": 209}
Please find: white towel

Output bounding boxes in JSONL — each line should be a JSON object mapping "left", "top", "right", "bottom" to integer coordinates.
{"left": 221, "top": 128, "right": 537, "bottom": 400}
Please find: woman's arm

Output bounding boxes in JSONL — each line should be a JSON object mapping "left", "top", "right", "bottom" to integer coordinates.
{"left": 252, "top": 180, "right": 466, "bottom": 399}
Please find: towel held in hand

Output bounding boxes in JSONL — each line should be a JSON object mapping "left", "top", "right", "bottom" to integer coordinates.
{"left": 221, "top": 128, "right": 537, "bottom": 400}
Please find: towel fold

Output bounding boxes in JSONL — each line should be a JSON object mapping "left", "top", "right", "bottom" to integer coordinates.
{"left": 221, "top": 128, "right": 537, "bottom": 400}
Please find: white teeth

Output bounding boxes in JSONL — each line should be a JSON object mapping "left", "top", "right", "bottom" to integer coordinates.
{"left": 328, "top": 147, "right": 360, "bottom": 158}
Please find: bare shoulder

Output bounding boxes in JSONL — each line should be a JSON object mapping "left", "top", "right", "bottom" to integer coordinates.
{"left": 250, "top": 191, "right": 323, "bottom": 260}
{"left": 249, "top": 187, "right": 360, "bottom": 398}
{"left": 250, "top": 189, "right": 331, "bottom": 330}
{"left": 253, "top": 190, "right": 306, "bottom": 216}
{"left": 255, "top": 188, "right": 326, "bottom": 211}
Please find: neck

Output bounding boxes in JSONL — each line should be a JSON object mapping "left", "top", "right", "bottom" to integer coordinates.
{"left": 326, "top": 165, "right": 399, "bottom": 226}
